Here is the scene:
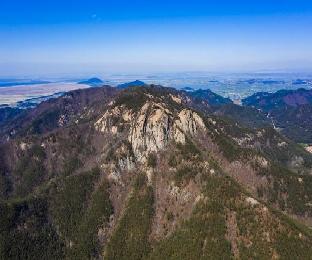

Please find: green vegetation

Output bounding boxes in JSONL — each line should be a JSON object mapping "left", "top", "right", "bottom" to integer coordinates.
{"left": 62, "top": 156, "right": 82, "bottom": 176}
{"left": 203, "top": 115, "right": 312, "bottom": 219}
{"left": 105, "top": 174, "right": 154, "bottom": 260}
{"left": 260, "top": 127, "right": 312, "bottom": 170}
{"left": 29, "top": 109, "right": 60, "bottom": 134}
{"left": 0, "top": 197, "right": 65, "bottom": 259}
{"left": 149, "top": 176, "right": 235, "bottom": 259}
{"left": 176, "top": 138, "right": 201, "bottom": 160}
{"left": 0, "top": 147, "right": 10, "bottom": 199}
{"left": 48, "top": 171, "right": 96, "bottom": 239}
{"left": 0, "top": 117, "right": 117, "bottom": 259}
{"left": 114, "top": 88, "right": 148, "bottom": 111}
{"left": 1, "top": 164, "right": 113, "bottom": 259}
{"left": 48, "top": 167, "right": 113, "bottom": 259}
{"left": 214, "top": 103, "right": 271, "bottom": 129}
{"left": 69, "top": 179, "right": 113, "bottom": 259}
{"left": 150, "top": 173, "right": 312, "bottom": 259}
{"left": 14, "top": 144, "right": 46, "bottom": 197}
{"left": 275, "top": 229, "right": 312, "bottom": 260}
{"left": 167, "top": 139, "right": 205, "bottom": 186}
{"left": 105, "top": 140, "right": 135, "bottom": 166}
{"left": 168, "top": 153, "right": 178, "bottom": 167}
{"left": 46, "top": 126, "right": 96, "bottom": 178}
{"left": 236, "top": 198, "right": 312, "bottom": 259}
{"left": 213, "top": 131, "right": 253, "bottom": 162}
{"left": 147, "top": 153, "right": 157, "bottom": 168}
{"left": 174, "top": 164, "right": 198, "bottom": 186}
{"left": 259, "top": 163, "right": 312, "bottom": 216}
{"left": 0, "top": 173, "right": 10, "bottom": 199}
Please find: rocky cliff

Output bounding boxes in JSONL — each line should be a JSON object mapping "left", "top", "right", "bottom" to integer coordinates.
{"left": 95, "top": 94, "right": 206, "bottom": 162}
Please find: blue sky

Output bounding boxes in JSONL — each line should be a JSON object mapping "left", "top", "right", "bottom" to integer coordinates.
{"left": 1, "top": 0, "right": 312, "bottom": 77}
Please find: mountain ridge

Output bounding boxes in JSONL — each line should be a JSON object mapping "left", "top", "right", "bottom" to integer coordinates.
{"left": 1, "top": 85, "right": 312, "bottom": 259}
{"left": 117, "top": 80, "right": 147, "bottom": 89}
{"left": 78, "top": 77, "right": 104, "bottom": 87}
{"left": 243, "top": 88, "right": 312, "bottom": 143}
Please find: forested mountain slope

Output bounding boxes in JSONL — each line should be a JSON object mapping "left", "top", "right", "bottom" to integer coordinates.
{"left": 1, "top": 85, "right": 312, "bottom": 259}
{"left": 243, "top": 88, "right": 312, "bottom": 143}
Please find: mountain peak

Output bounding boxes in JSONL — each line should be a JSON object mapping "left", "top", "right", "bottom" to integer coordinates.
{"left": 78, "top": 77, "right": 104, "bottom": 86}
{"left": 117, "top": 80, "right": 146, "bottom": 89}
{"left": 187, "top": 88, "right": 233, "bottom": 106}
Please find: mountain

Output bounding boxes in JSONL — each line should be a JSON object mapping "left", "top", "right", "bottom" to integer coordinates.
{"left": 0, "top": 80, "right": 51, "bottom": 88}
{"left": 237, "top": 79, "right": 285, "bottom": 85}
{"left": 0, "top": 107, "right": 23, "bottom": 126}
{"left": 117, "top": 80, "right": 146, "bottom": 89}
{"left": 0, "top": 86, "right": 117, "bottom": 142}
{"left": 243, "top": 88, "right": 312, "bottom": 110}
{"left": 243, "top": 88, "right": 312, "bottom": 143}
{"left": 187, "top": 89, "right": 233, "bottom": 106}
{"left": 212, "top": 103, "right": 271, "bottom": 128}
{"left": 78, "top": 77, "right": 104, "bottom": 87}
{"left": 293, "top": 79, "right": 309, "bottom": 85}
{"left": 1, "top": 85, "right": 312, "bottom": 259}
{"left": 181, "top": 86, "right": 194, "bottom": 92}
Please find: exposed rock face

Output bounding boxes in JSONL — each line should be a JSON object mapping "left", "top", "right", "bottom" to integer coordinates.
{"left": 169, "top": 94, "right": 182, "bottom": 104}
{"left": 95, "top": 106, "right": 132, "bottom": 134}
{"left": 128, "top": 102, "right": 172, "bottom": 162}
{"left": 175, "top": 109, "right": 206, "bottom": 136}
{"left": 306, "top": 146, "right": 312, "bottom": 154}
{"left": 246, "top": 197, "right": 259, "bottom": 206}
{"left": 95, "top": 100, "right": 206, "bottom": 162}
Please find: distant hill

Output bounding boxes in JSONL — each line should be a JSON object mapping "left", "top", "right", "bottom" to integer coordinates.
{"left": 293, "top": 79, "right": 309, "bottom": 85}
{"left": 181, "top": 87, "right": 194, "bottom": 92}
{"left": 117, "top": 80, "right": 146, "bottom": 89}
{"left": 78, "top": 77, "right": 104, "bottom": 87}
{"left": 0, "top": 80, "right": 51, "bottom": 87}
{"left": 243, "top": 88, "right": 312, "bottom": 110}
{"left": 243, "top": 88, "right": 312, "bottom": 143}
{"left": 237, "top": 79, "right": 285, "bottom": 85}
{"left": 212, "top": 103, "right": 271, "bottom": 129}
{"left": 187, "top": 89, "right": 233, "bottom": 106}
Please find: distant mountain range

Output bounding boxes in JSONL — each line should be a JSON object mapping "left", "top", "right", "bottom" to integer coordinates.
{"left": 78, "top": 77, "right": 104, "bottom": 87}
{"left": 2, "top": 78, "right": 312, "bottom": 144}
{"left": 117, "top": 80, "right": 147, "bottom": 89}
{"left": 0, "top": 92, "right": 65, "bottom": 127}
{"left": 243, "top": 88, "right": 312, "bottom": 143}
{"left": 186, "top": 88, "right": 232, "bottom": 106}
{"left": 181, "top": 86, "right": 194, "bottom": 92}
{"left": 0, "top": 80, "right": 51, "bottom": 88}
{"left": 243, "top": 88, "right": 312, "bottom": 109}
